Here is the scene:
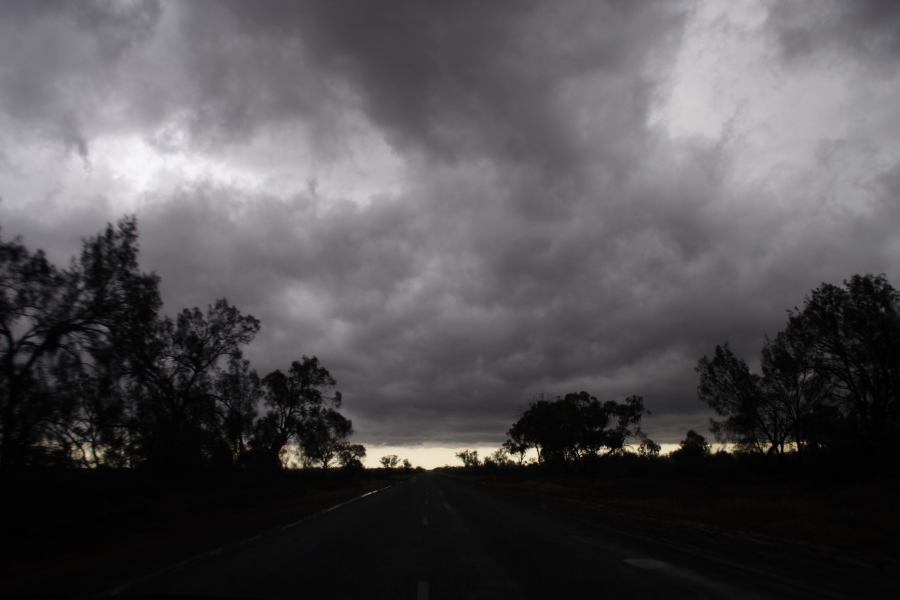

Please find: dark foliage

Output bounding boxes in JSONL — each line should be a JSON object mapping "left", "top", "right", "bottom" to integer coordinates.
{"left": 505, "top": 392, "right": 648, "bottom": 465}
{"left": 698, "top": 273, "right": 900, "bottom": 463}
{"left": 670, "top": 429, "right": 710, "bottom": 469}
{"left": 0, "top": 217, "right": 362, "bottom": 473}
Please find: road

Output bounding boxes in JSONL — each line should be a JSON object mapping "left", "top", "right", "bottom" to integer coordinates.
{"left": 118, "top": 472, "right": 898, "bottom": 599}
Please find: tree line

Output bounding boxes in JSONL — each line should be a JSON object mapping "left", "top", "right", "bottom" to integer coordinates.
{"left": 697, "top": 273, "right": 900, "bottom": 461}
{"left": 480, "top": 273, "right": 899, "bottom": 472}
{"left": 0, "top": 217, "right": 363, "bottom": 473}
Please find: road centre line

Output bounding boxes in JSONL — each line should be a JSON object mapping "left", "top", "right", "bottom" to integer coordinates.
{"left": 316, "top": 486, "right": 391, "bottom": 518}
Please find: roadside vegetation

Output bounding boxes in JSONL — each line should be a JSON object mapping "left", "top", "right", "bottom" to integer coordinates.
{"left": 449, "top": 271, "right": 900, "bottom": 474}
{"left": 447, "top": 272, "right": 900, "bottom": 555}
{"left": 0, "top": 216, "right": 408, "bottom": 591}
{"left": 3, "top": 215, "right": 899, "bottom": 579}
{"left": 0, "top": 216, "right": 367, "bottom": 473}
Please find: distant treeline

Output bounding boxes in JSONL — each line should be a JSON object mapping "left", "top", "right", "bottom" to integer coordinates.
{"left": 485, "top": 273, "right": 900, "bottom": 471}
{"left": 0, "top": 217, "right": 364, "bottom": 472}
{"left": 500, "top": 393, "right": 651, "bottom": 465}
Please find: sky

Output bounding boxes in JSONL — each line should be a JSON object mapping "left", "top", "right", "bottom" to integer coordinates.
{"left": 1, "top": 0, "right": 899, "bottom": 468}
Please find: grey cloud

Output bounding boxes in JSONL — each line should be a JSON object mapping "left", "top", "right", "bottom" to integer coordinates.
{"left": 768, "top": 0, "right": 900, "bottom": 62}
{"left": 0, "top": 0, "right": 343, "bottom": 159}
{"left": 216, "top": 0, "right": 686, "bottom": 174}
{"left": 0, "top": 0, "right": 683, "bottom": 169}
{"left": 123, "top": 148, "right": 874, "bottom": 446}
{"left": 0, "top": 1, "right": 161, "bottom": 153}
{"left": 3, "top": 155, "right": 898, "bottom": 446}
{"left": 2, "top": 1, "right": 900, "bottom": 446}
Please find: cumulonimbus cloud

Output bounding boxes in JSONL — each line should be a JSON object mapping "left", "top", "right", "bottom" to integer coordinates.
{"left": 1, "top": 0, "right": 899, "bottom": 445}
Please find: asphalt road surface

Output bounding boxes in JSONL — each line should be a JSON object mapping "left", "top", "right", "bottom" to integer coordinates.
{"left": 118, "top": 472, "right": 899, "bottom": 599}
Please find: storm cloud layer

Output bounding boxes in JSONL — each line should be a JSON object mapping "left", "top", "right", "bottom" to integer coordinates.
{"left": 2, "top": 0, "right": 899, "bottom": 445}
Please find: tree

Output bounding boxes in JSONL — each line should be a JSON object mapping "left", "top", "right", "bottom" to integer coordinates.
{"left": 380, "top": 454, "right": 400, "bottom": 469}
{"left": 455, "top": 449, "right": 479, "bottom": 468}
{"left": 502, "top": 435, "right": 529, "bottom": 465}
{"left": 597, "top": 395, "right": 648, "bottom": 455}
{"left": 506, "top": 396, "right": 580, "bottom": 464}
{"left": 505, "top": 392, "right": 649, "bottom": 465}
{"left": 1, "top": 215, "right": 363, "bottom": 474}
{"left": 252, "top": 356, "right": 342, "bottom": 470}
{"left": 45, "top": 348, "right": 129, "bottom": 468}
{"left": 212, "top": 356, "right": 261, "bottom": 465}
{"left": 0, "top": 217, "right": 160, "bottom": 470}
{"left": 337, "top": 443, "right": 366, "bottom": 469}
{"left": 671, "top": 429, "right": 709, "bottom": 464}
{"left": 127, "top": 299, "right": 260, "bottom": 470}
{"left": 299, "top": 407, "right": 352, "bottom": 469}
{"left": 697, "top": 344, "right": 790, "bottom": 454}
{"left": 787, "top": 274, "right": 900, "bottom": 454}
{"left": 698, "top": 274, "right": 900, "bottom": 459}
{"left": 401, "top": 458, "right": 412, "bottom": 470}
{"left": 484, "top": 447, "right": 512, "bottom": 467}
{"left": 637, "top": 437, "right": 661, "bottom": 458}
{"left": 759, "top": 326, "right": 833, "bottom": 454}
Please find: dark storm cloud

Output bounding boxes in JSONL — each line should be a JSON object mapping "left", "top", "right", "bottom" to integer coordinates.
{"left": 2, "top": 1, "right": 899, "bottom": 445}
{"left": 214, "top": 0, "right": 682, "bottom": 170}
{"left": 0, "top": 0, "right": 161, "bottom": 156}
{"left": 0, "top": 0, "right": 349, "bottom": 158}
{"left": 768, "top": 0, "right": 900, "bottom": 61}
{"left": 142, "top": 0, "right": 698, "bottom": 443}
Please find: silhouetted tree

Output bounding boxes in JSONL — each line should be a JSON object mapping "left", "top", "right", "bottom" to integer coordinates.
{"left": 502, "top": 435, "right": 529, "bottom": 464}
{"left": 46, "top": 348, "right": 129, "bottom": 468}
{"left": 336, "top": 443, "right": 366, "bottom": 469}
{"left": 483, "top": 447, "right": 513, "bottom": 467}
{"left": 697, "top": 344, "right": 790, "bottom": 454}
{"left": 127, "top": 299, "right": 260, "bottom": 470}
{"left": 252, "top": 356, "right": 341, "bottom": 470}
{"left": 637, "top": 437, "right": 661, "bottom": 457}
{"left": 299, "top": 407, "right": 352, "bottom": 469}
{"left": 596, "top": 395, "right": 648, "bottom": 455}
{"left": 507, "top": 396, "right": 575, "bottom": 464}
{"left": 1, "top": 216, "right": 365, "bottom": 475}
{"left": 671, "top": 429, "right": 710, "bottom": 464}
{"left": 787, "top": 274, "right": 900, "bottom": 455}
{"left": 380, "top": 454, "right": 400, "bottom": 469}
{"left": 0, "top": 217, "right": 160, "bottom": 470}
{"left": 212, "top": 355, "right": 261, "bottom": 466}
{"left": 401, "top": 458, "right": 412, "bottom": 470}
{"left": 698, "top": 274, "right": 900, "bottom": 461}
{"left": 759, "top": 326, "right": 833, "bottom": 454}
{"left": 456, "top": 449, "right": 479, "bottom": 468}
{"left": 506, "top": 392, "right": 648, "bottom": 465}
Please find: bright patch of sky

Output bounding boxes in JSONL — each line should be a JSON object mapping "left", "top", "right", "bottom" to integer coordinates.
{"left": 359, "top": 444, "right": 688, "bottom": 470}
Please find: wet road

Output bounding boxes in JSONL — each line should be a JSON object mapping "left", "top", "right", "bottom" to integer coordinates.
{"left": 120, "top": 472, "right": 898, "bottom": 599}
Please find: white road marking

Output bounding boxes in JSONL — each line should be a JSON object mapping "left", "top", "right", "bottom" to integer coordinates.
{"left": 623, "top": 558, "right": 757, "bottom": 598}
{"left": 283, "top": 485, "right": 391, "bottom": 527}
{"left": 624, "top": 558, "right": 671, "bottom": 570}
{"left": 417, "top": 580, "right": 429, "bottom": 600}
